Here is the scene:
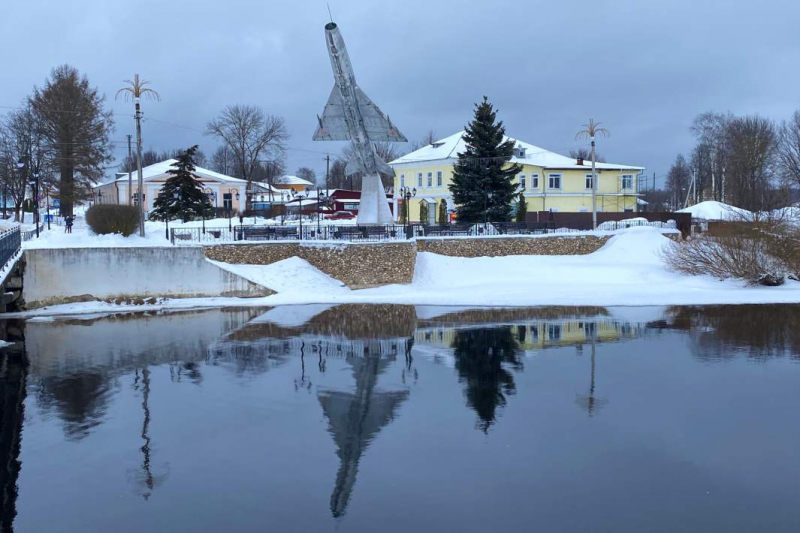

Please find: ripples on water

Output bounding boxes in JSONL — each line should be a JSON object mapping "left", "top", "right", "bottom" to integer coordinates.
{"left": 0, "top": 304, "right": 798, "bottom": 532}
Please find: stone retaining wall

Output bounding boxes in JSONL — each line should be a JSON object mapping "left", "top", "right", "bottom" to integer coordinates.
{"left": 205, "top": 242, "right": 416, "bottom": 289}
{"left": 416, "top": 235, "right": 611, "bottom": 257}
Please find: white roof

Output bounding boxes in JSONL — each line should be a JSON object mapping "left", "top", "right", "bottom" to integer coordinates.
{"left": 390, "top": 131, "right": 644, "bottom": 171}
{"left": 277, "top": 175, "right": 315, "bottom": 186}
{"left": 677, "top": 200, "right": 751, "bottom": 220}
{"left": 107, "top": 159, "right": 247, "bottom": 186}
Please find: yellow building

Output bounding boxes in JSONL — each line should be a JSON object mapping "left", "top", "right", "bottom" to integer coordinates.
{"left": 389, "top": 131, "right": 645, "bottom": 223}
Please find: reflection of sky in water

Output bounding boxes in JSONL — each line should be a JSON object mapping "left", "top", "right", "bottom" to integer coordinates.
{"left": 2, "top": 304, "right": 799, "bottom": 533}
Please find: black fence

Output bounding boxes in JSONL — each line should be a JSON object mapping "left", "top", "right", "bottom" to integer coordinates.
{"left": 170, "top": 226, "right": 236, "bottom": 244}
{"left": 21, "top": 223, "right": 45, "bottom": 241}
{"left": 0, "top": 228, "right": 21, "bottom": 269}
{"left": 527, "top": 211, "right": 691, "bottom": 236}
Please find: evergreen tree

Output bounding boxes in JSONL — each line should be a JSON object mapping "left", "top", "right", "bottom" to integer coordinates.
{"left": 438, "top": 199, "right": 448, "bottom": 224}
{"left": 419, "top": 201, "right": 429, "bottom": 224}
{"left": 449, "top": 97, "right": 521, "bottom": 223}
{"left": 150, "top": 146, "right": 212, "bottom": 222}
{"left": 516, "top": 192, "right": 527, "bottom": 222}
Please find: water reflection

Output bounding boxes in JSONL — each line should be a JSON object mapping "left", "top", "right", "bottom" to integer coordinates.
{"left": 318, "top": 348, "right": 409, "bottom": 518}
{"left": 451, "top": 327, "right": 523, "bottom": 432}
{"left": 0, "top": 339, "right": 25, "bottom": 533}
{"left": 656, "top": 304, "right": 800, "bottom": 362}
{"left": 2, "top": 304, "right": 798, "bottom": 532}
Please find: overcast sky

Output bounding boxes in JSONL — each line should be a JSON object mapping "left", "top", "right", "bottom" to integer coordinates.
{"left": 2, "top": 0, "right": 799, "bottom": 186}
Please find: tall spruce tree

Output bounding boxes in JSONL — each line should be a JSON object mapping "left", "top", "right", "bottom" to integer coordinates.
{"left": 150, "top": 146, "right": 212, "bottom": 222}
{"left": 449, "top": 97, "right": 521, "bottom": 223}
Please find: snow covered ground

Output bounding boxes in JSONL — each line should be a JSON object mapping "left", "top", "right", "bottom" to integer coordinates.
{"left": 13, "top": 227, "right": 800, "bottom": 318}
{"left": 677, "top": 200, "right": 751, "bottom": 220}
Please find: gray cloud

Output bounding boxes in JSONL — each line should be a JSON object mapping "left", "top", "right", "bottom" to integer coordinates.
{"left": 2, "top": 0, "right": 798, "bottom": 185}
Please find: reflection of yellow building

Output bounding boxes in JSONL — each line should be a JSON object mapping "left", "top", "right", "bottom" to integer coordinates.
{"left": 414, "top": 319, "right": 639, "bottom": 351}
{"left": 390, "top": 132, "right": 645, "bottom": 223}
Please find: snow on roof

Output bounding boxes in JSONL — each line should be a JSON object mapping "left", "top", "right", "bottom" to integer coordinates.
{"left": 389, "top": 131, "right": 644, "bottom": 171}
{"left": 677, "top": 201, "right": 751, "bottom": 220}
{"left": 276, "top": 175, "right": 315, "bottom": 186}
{"left": 106, "top": 159, "right": 247, "bottom": 186}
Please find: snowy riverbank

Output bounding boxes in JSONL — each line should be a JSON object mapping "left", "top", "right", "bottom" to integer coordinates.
{"left": 11, "top": 227, "right": 800, "bottom": 318}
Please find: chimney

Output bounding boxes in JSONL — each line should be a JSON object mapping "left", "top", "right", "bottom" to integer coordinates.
{"left": 577, "top": 157, "right": 584, "bottom": 166}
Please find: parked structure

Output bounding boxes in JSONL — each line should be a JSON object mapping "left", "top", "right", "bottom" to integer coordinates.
{"left": 390, "top": 132, "right": 645, "bottom": 223}
{"left": 92, "top": 160, "right": 247, "bottom": 213}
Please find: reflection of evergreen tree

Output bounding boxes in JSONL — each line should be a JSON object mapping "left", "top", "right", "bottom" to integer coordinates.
{"left": 0, "top": 352, "right": 26, "bottom": 532}
{"left": 451, "top": 327, "right": 523, "bottom": 432}
{"left": 35, "top": 372, "right": 114, "bottom": 441}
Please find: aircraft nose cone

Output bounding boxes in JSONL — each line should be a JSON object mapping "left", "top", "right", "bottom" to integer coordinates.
{"left": 325, "top": 22, "right": 337, "bottom": 31}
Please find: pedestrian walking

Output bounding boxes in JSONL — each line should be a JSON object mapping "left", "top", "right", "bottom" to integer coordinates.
{"left": 65, "top": 216, "right": 73, "bottom": 234}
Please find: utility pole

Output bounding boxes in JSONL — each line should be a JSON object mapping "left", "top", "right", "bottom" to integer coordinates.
{"left": 127, "top": 134, "right": 133, "bottom": 205}
{"left": 325, "top": 155, "right": 330, "bottom": 192}
{"left": 135, "top": 98, "right": 144, "bottom": 236}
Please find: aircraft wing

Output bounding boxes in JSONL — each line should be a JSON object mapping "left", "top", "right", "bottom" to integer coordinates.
{"left": 313, "top": 86, "right": 352, "bottom": 141}
{"left": 354, "top": 87, "right": 408, "bottom": 143}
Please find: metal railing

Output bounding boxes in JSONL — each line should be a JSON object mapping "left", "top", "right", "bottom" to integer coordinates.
{"left": 0, "top": 228, "right": 21, "bottom": 269}
{"left": 21, "top": 222, "right": 45, "bottom": 241}
{"left": 170, "top": 227, "right": 236, "bottom": 244}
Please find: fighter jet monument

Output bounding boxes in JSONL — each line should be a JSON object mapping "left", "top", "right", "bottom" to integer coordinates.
{"left": 313, "top": 21, "right": 407, "bottom": 225}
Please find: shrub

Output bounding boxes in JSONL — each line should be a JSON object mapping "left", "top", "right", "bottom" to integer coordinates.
{"left": 661, "top": 217, "right": 798, "bottom": 286}
{"left": 85, "top": 205, "right": 140, "bottom": 236}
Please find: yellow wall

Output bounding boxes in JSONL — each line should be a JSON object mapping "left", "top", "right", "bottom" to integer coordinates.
{"left": 394, "top": 162, "right": 640, "bottom": 221}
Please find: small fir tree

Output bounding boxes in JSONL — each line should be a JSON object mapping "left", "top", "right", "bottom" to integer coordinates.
{"left": 398, "top": 200, "right": 407, "bottom": 224}
{"left": 419, "top": 201, "right": 429, "bottom": 225}
{"left": 438, "top": 199, "right": 448, "bottom": 224}
{"left": 516, "top": 192, "right": 527, "bottom": 222}
{"left": 150, "top": 145, "right": 213, "bottom": 222}
{"left": 449, "top": 97, "right": 521, "bottom": 223}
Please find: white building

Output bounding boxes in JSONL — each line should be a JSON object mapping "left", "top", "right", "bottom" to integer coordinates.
{"left": 93, "top": 160, "right": 248, "bottom": 212}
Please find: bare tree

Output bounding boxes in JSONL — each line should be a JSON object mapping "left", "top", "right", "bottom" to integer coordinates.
{"left": 779, "top": 110, "right": 800, "bottom": 190}
{"left": 210, "top": 145, "right": 236, "bottom": 176}
{"left": 296, "top": 167, "right": 316, "bottom": 185}
{"left": 30, "top": 65, "right": 114, "bottom": 217}
{"left": 340, "top": 141, "right": 403, "bottom": 188}
{"left": 690, "top": 112, "right": 731, "bottom": 201}
{"left": 666, "top": 154, "right": 691, "bottom": 210}
{"left": 569, "top": 147, "right": 606, "bottom": 163}
{"left": 205, "top": 105, "right": 289, "bottom": 211}
{"left": 725, "top": 115, "right": 780, "bottom": 212}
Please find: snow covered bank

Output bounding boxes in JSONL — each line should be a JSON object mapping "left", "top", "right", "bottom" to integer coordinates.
{"left": 678, "top": 201, "right": 750, "bottom": 221}
{"left": 15, "top": 227, "right": 800, "bottom": 317}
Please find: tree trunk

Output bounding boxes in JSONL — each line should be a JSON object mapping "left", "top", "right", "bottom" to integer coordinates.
{"left": 60, "top": 163, "right": 75, "bottom": 218}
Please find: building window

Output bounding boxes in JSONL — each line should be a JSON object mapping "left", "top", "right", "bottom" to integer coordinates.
{"left": 621, "top": 174, "right": 634, "bottom": 190}
{"left": 417, "top": 173, "right": 423, "bottom": 187}
{"left": 585, "top": 174, "right": 594, "bottom": 190}
{"left": 531, "top": 174, "right": 539, "bottom": 189}
{"left": 427, "top": 172, "right": 433, "bottom": 187}
{"left": 436, "top": 171, "right": 442, "bottom": 187}
{"left": 548, "top": 324, "right": 562, "bottom": 341}
{"left": 223, "top": 193, "right": 232, "bottom": 210}
{"left": 519, "top": 174, "right": 526, "bottom": 190}
{"left": 400, "top": 174, "right": 405, "bottom": 188}
{"left": 344, "top": 202, "right": 359, "bottom": 210}
{"left": 548, "top": 174, "right": 562, "bottom": 190}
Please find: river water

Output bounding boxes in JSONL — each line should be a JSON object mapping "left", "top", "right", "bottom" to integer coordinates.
{"left": 0, "top": 304, "right": 798, "bottom": 532}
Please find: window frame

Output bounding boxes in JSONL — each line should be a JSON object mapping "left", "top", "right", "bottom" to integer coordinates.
{"left": 400, "top": 174, "right": 405, "bottom": 188}
{"left": 427, "top": 171, "right": 433, "bottom": 187}
{"left": 548, "top": 173, "right": 562, "bottom": 190}
{"left": 621, "top": 174, "right": 634, "bottom": 190}
{"left": 519, "top": 174, "right": 526, "bottom": 190}
{"left": 436, "top": 170, "right": 442, "bottom": 187}
{"left": 585, "top": 174, "right": 594, "bottom": 190}
{"left": 417, "top": 172, "right": 423, "bottom": 187}
{"left": 530, "top": 174, "right": 539, "bottom": 190}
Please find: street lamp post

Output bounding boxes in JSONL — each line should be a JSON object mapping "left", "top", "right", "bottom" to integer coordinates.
{"left": 291, "top": 188, "right": 310, "bottom": 240}
{"left": 316, "top": 188, "right": 328, "bottom": 236}
{"left": 401, "top": 186, "right": 416, "bottom": 239}
{"left": 280, "top": 192, "right": 286, "bottom": 226}
{"left": 202, "top": 187, "right": 214, "bottom": 235}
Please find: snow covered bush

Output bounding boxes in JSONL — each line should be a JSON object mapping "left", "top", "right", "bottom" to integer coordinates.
{"left": 86, "top": 205, "right": 140, "bottom": 236}
{"left": 662, "top": 219, "right": 798, "bottom": 286}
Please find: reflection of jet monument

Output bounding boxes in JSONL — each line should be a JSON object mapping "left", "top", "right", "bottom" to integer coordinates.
{"left": 313, "top": 21, "right": 407, "bottom": 225}
{"left": 318, "top": 351, "right": 408, "bottom": 518}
